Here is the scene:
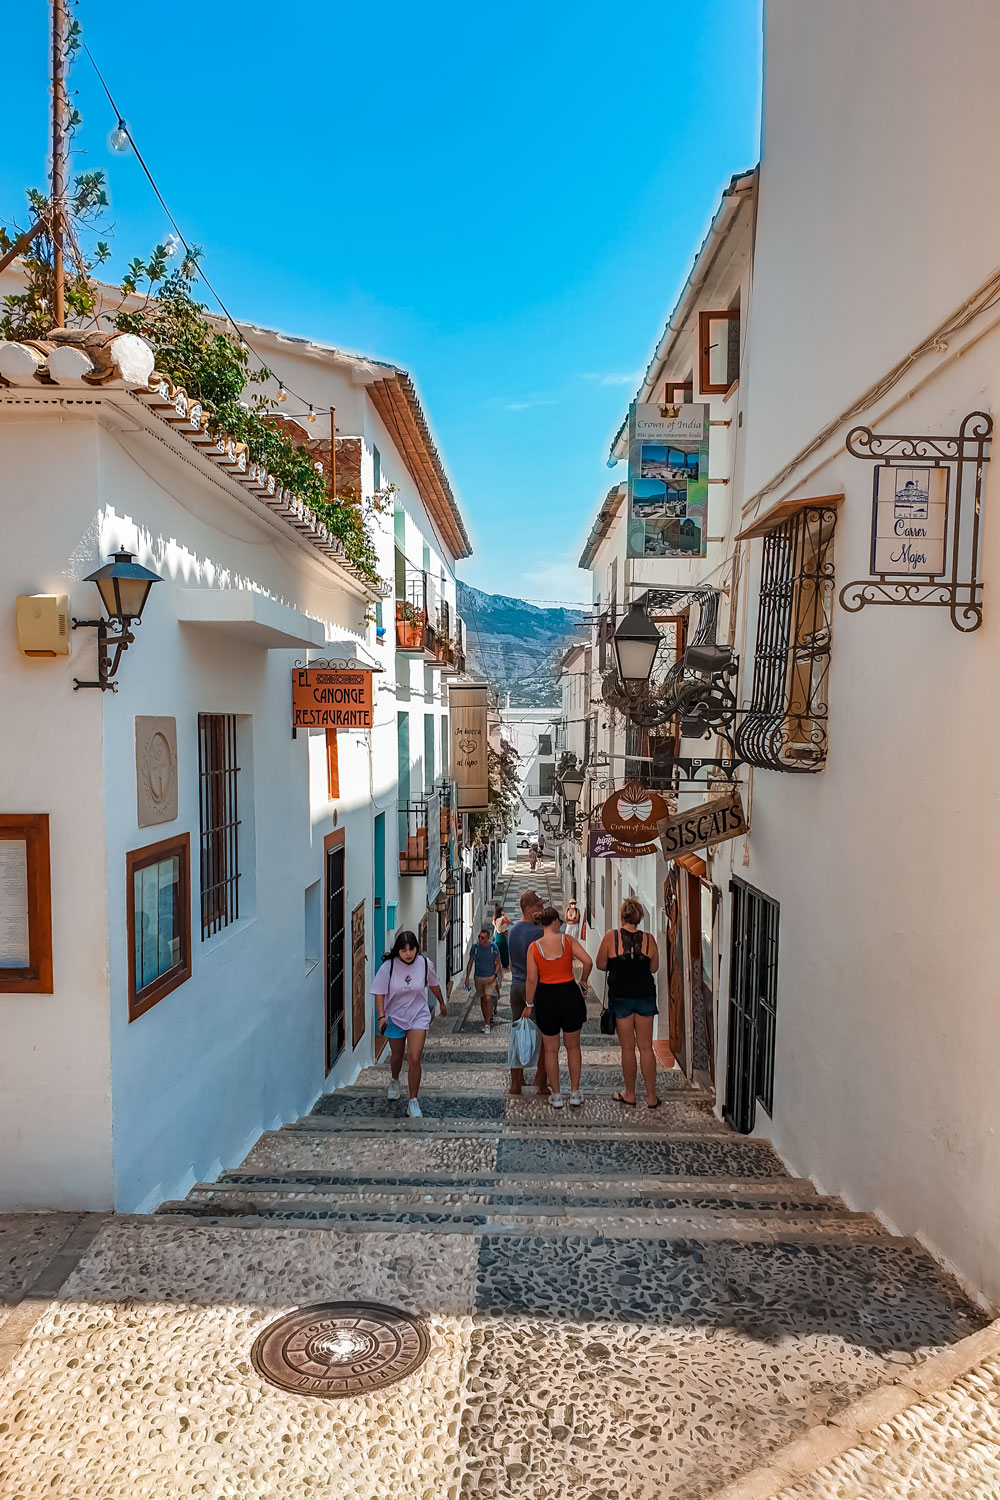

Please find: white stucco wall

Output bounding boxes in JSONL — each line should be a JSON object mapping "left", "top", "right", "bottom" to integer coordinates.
{"left": 97, "top": 415, "right": 382, "bottom": 1211}
{"left": 718, "top": 0, "right": 1000, "bottom": 1298}
{"left": 0, "top": 420, "right": 113, "bottom": 1209}
{"left": 746, "top": 0, "right": 1000, "bottom": 498}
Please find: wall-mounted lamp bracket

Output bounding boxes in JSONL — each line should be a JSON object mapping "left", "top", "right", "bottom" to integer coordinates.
{"left": 71, "top": 616, "right": 139, "bottom": 691}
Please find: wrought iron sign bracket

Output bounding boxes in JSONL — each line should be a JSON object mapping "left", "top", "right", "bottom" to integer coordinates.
{"left": 839, "top": 410, "right": 992, "bottom": 633}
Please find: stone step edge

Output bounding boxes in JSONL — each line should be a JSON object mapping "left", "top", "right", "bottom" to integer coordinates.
{"left": 316, "top": 1085, "right": 709, "bottom": 1100}
{"left": 288, "top": 1119, "right": 771, "bottom": 1143}
{"left": 152, "top": 1210, "right": 908, "bottom": 1243}
{"left": 703, "top": 1317, "right": 1000, "bottom": 1500}
{"left": 182, "top": 1180, "right": 868, "bottom": 1210}
{"left": 174, "top": 1196, "right": 885, "bottom": 1230}
{"left": 220, "top": 1169, "right": 822, "bottom": 1195}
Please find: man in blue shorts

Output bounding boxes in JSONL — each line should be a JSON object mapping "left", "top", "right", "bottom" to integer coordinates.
{"left": 465, "top": 927, "right": 502, "bottom": 1033}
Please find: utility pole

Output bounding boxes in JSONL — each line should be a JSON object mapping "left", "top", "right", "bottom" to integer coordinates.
{"left": 50, "top": 0, "right": 68, "bottom": 327}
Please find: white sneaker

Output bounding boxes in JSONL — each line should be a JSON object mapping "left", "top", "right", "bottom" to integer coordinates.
{"left": 408, "top": 1098, "right": 422, "bottom": 1118}
{"left": 569, "top": 1090, "right": 583, "bottom": 1107}
{"left": 549, "top": 1093, "right": 565, "bottom": 1108}
{"left": 482, "top": 1024, "right": 491, "bottom": 1034}
{"left": 387, "top": 1079, "right": 401, "bottom": 1101}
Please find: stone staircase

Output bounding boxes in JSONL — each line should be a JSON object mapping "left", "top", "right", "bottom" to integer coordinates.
{"left": 153, "top": 862, "right": 989, "bottom": 1497}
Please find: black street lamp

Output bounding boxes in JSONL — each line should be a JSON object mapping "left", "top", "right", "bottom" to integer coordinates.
{"left": 560, "top": 763, "right": 586, "bottom": 804}
{"left": 613, "top": 593, "right": 661, "bottom": 689}
{"left": 73, "top": 546, "right": 163, "bottom": 692}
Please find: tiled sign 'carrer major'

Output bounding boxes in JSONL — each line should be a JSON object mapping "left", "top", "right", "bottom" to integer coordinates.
{"left": 292, "top": 668, "right": 374, "bottom": 730}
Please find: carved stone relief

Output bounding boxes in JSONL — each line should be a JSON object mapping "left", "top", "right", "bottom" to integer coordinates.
{"left": 135, "top": 716, "right": 178, "bottom": 827}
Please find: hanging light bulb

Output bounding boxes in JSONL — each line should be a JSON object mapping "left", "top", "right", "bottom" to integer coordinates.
{"left": 276, "top": 384, "right": 287, "bottom": 404}
{"left": 307, "top": 405, "right": 316, "bottom": 424}
{"left": 108, "top": 119, "right": 130, "bottom": 154}
{"left": 162, "top": 233, "right": 180, "bottom": 258}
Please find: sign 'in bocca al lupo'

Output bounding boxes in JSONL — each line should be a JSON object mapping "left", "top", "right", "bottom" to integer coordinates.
{"left": 657, "top": 786, "right": 748, "bottom": 860}
{"left": 449, "top": 684, "right": 489, "bottom": 810}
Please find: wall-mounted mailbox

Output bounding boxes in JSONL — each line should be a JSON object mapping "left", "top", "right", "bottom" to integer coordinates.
{"left": 16, "top": 594, "right": 70, "bottom": 657}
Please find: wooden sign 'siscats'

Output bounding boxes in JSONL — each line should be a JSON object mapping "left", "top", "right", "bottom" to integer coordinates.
{"left": 657, "top": 787, "right": 747, "bottom": 859}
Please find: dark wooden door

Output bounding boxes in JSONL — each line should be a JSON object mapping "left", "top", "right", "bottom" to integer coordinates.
{"left": 724, "top": 879, "right": 779, "bottom": 1134}
{"left": 325, "top": 834, "right": 346, "bottom": 1072}
{"left": 351, "top": 901, "right": 366, "bottom": 1050}
{"left": 664, "top": 867, "right": 685, "bottom": 1062}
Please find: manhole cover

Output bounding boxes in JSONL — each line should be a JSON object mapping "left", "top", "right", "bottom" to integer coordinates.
{"left": 251, "top": 1301, "right": 430, "bottom": 1397}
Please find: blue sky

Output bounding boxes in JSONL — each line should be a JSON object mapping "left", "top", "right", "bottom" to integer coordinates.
{"left": 1, "top": 0, "right": 761, "bottom": 604}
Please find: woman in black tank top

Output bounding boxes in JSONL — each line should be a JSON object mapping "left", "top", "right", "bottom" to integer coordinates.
{"left": 596, "top": 898, "right": 661, "bottom": 1108}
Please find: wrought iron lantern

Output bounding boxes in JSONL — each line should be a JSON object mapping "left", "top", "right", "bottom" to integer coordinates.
{"left": 73, "top": 547, "right": 163, "bottom": 692}
{"left": 559, "top": 762, "right": 586, "bottom": 804}
{"left": 537, "top": 802, "right": 563, "bottom": 834}
{"left": 612, "top": 594, "right": 661, "bottom": 689}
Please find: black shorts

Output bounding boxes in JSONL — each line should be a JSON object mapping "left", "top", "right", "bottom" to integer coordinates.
{"left": 533, "top": 980, "right": 587, "bottom": 1036}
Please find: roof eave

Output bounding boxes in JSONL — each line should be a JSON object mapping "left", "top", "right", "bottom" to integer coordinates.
{"left": 607, "top": 167, "right": 758, "bottom": 463}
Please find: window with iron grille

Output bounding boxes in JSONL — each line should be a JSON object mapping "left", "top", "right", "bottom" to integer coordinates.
{"left": 735, "top": 503, "right": 838, "bottom": 772}
{"left": 198, "top": 713, "right": 241, "bottom": 939}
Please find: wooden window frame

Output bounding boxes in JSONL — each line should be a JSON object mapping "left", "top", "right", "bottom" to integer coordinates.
{"left": 664, "top": 379, "right": 694, "bottom": 405}
{"left": 126, "top": 831, "right": 192, "bottom": 1022}
{"left": 698, "top": 309, "right": 740, "bottom": 395}
{"left": 0, "top": 813, "right": 53, "bottom": 993}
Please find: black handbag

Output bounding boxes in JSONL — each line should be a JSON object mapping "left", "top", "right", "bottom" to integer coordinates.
{"left": 599, "top": 1003, "right": 616, "bottom": 1035}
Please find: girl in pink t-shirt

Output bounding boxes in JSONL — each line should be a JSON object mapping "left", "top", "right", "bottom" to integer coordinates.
{"left": 371, "top": 930, "right": 446, "bottom": 1118}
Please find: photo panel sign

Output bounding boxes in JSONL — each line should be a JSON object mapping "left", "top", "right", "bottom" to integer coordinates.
{"left": 627, "top": 402, "right": 710, "bottom": 560}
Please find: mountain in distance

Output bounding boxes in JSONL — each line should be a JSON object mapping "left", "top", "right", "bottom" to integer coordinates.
{"left": 457, "top": 581, "right": 588, "bottom": 707}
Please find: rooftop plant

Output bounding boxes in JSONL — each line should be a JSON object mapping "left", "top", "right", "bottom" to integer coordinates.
{"left": 0, "top": 182, "right": 386, "bottom": 590}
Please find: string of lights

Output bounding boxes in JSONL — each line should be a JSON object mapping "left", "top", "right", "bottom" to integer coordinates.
{"left": 82, "top": 42, "right": 320, "bottom": 423}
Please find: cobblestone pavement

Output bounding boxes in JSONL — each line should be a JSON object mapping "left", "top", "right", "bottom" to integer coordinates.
{"left": 0, "top": 859, "right": 989, "bottom": 1498}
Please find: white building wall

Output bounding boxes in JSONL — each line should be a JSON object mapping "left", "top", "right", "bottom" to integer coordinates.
{"left": 97, "top": 418, "right": 381, "bottom": 1211}
{"left": 722, "top": 0, "right": 1000, "bottom": 1298}
{"left": 746, "top": 0, "right": 1000, "bottom": 498}
{"left": 0, "top": 420, "right": 113, "bottom": 1210}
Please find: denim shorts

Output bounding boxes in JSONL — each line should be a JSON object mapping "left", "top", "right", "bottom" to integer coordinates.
{"left": 611, "top": 994, "right": 658, "bottom": 1020}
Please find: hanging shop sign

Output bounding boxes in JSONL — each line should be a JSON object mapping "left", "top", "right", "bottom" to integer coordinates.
{"left": 292, "top": 667, "right": 374, "bottom": 729}
{"left": 449, "top": 684, "right": 489, "bottom": 811}
{"left": 589, "top": 781, "right": 669, "bottom": 859}
{"left": 839, "top": 412, "right": 992, "bottom": 633}
{"left": 657, "top": 786, "right": 747, "bottom": 860}
{"left": 626, "top": 402, "right": 710, "bottom": 561}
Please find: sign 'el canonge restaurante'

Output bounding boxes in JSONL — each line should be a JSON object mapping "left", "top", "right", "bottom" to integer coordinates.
{"left": 292, "top": 668, "right": 374, "bottom": 730}
{"left": 657, "top": 786, "right": 747, "bottom": 859}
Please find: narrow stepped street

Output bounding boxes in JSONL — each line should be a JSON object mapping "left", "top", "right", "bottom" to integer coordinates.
{"left": 0, "top": 865, "right": 990, "bottom": 1498}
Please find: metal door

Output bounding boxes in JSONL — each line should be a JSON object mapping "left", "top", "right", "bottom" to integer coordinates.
{"left": 724, "top": 879, "right": 779, "bottom": 1134}
{"left": 325, "top": 838, "right": 346, "bottom": 1072}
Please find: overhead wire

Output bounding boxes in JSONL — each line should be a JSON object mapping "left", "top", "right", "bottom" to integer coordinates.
{"left": 82, "top": 41, "right": 316, "bottom": 413}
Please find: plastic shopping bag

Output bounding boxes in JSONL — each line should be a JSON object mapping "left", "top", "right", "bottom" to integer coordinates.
{"left": 507, "top": 1015, "right": 541, "bottom": 1070}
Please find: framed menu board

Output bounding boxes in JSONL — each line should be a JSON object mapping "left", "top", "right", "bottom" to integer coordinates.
{"left": 0, "top": 814, "right": 52, "bottom": 993}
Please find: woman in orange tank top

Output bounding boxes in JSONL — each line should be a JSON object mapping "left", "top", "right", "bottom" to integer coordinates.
{"left": 524, "top": 907, "right": 593, "bottom": 1108}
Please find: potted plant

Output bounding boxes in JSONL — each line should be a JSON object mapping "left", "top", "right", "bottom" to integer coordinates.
{"left": 395, "top": 599, "right": 424, "bottom": 650}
